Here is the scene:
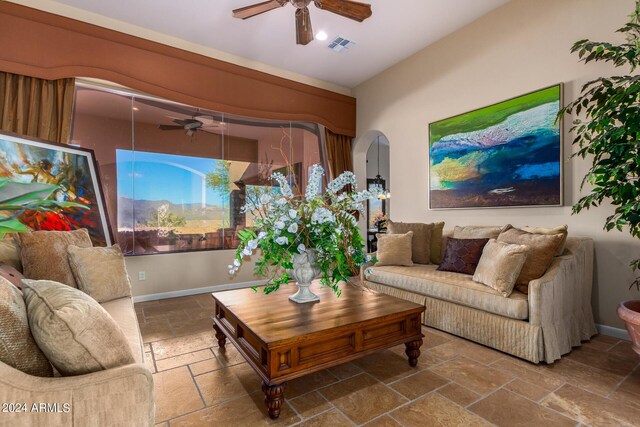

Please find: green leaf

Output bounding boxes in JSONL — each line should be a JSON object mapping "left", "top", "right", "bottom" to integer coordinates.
{"left": 0, "top": 218, "right": 29, "bottom": 234}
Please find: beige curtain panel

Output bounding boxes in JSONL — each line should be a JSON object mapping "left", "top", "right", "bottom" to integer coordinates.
{"left": 0, "top": 71, "right": 75, "bottom": 144}
{"left": 325, "top": 128, "right": 353, "bottom": 180}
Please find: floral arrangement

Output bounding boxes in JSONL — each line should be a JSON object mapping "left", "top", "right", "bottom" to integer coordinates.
{"left": 229, "top": 165, "right": 379, "bottom": 296}
{"left": 372, "top": 212, "right": 388, "bottom": 228}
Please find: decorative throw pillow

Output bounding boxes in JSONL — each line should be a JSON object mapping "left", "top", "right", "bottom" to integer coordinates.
{"left": 437, "top": 238, "right": 489, "bottom": 275}
{"left": 473, "top": 239, "right": 529, "bottom": 297}
{"left": 387, "top": 220, "right": 431, "bottom": 264}
{"left": 497, "top": 226, "right": 565, "bottom": 286}
{"left": 0, "top": 277, "right": 53, "bottom": 377}
{"left": 0, "top": 263, "right": 25, "bottom": 289}
{"left": 21, "top": 279, "right": 135, "bottom": 376}
{"left": 0, "top": 237, "right": 22, "bottom": 272}
{"left": 522, "top": 225, "right": 568, "bottom": 256}
{"left": 68, "top": 244, "right": 132, "bottom": 303}
{"left": 375, "top": 232, "right": 414, "bottom": 266}
{"left": 429, "top": 222, "right": 446, "bottom": 264}
{"left": 453, "top": 225, "right": 509, "bottom": 239}
{"left": 17, "top": 229, "right": 93, "bottom": 288}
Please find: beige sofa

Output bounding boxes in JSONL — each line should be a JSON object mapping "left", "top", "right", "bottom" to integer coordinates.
{"left": 0, "top": 239, "right": 154, "bottom": 427}
{"left": 363, "top": 234, "right": 597, "bottom": 363}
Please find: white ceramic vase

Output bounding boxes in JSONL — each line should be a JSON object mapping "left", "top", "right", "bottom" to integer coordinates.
{"left": 288, "top": 249, "right": 321, "bottom": 303}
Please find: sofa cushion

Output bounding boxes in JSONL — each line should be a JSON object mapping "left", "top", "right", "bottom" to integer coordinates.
{"left": 453, "top": 225, "right": 508, "bottom": 239}
{"left": 68, "top": 244, "right": 132, "bottom": 303}
{"left": 437, "top": 238, "right": 489, "bottom": 275}
{"left": 429, "top": 222, "right": 446, "bottom": 264}
{"left": 498, "top": 226, "right": 564, "bottom": 286}
{"left": 523, "top": 225, "right": 568, "bottom": 256}
{"left": 473, "top": 239, "right": 529, "bottom": 297}
{"left": 17, "top": 229, "right": 93, "bottom": 288}
{"left": 0, "top": 237, "right": 22, "bottom": 272}
{"left": 365, "top": 264, "right": 529, "bottom": 320}
{"left": 375, "top": 232, "right": 414, "bottom": 266}
{"left": 0, "top": 277, "right": 53, "bottom": 377}
{"left": 101, "top": 297, "right": 144, "bottom": 364}
{"left": 21, "top": 279, "right": 136, "bottom": 376}
{"left": 387, "top": 220, "right": 431, "bottom": 264}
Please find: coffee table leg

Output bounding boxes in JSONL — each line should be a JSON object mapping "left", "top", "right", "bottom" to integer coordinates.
{"left": 213, "top": 324, "right": 226, "bottom": 348}
{"left": 262, "top": 382, "right": 286, "bottom": 419}
{"left": 405, "top": 338, "right": 423, "bottom": 367}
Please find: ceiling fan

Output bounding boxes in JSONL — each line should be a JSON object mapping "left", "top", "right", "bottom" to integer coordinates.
{"left": 232, "top": 0, "right": 372, "bottom": 45}
{"left": 158, "top": 116, "right": 220, "bottom": 136}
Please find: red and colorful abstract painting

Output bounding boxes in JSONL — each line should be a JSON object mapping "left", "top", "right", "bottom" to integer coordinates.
{"left": 0, "top": 131, "right": 112, "bottom": 246}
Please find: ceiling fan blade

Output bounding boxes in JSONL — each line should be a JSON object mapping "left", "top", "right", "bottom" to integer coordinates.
{"left": 314, "top": 0, "right": 372, "bottom": 22}
{"left": 295, "top": 7, "right": 314, "bottom": 45}
{"left": 158, "top": 125, "right": 186, "bottom": 131}
{"left": 233, "top": 0, "right": 286, "bottom": 20}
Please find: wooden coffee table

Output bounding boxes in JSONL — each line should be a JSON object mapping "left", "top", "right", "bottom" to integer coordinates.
{"left": 211, "top": 283, "right": 425, "bottom": 419}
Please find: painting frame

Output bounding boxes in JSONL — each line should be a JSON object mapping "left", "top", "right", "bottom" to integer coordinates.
{"left": 0, "top": 130, "right": 114, "bottom": 246}
{"left": 428, "top": 83, "right": 564, "bottom": 210}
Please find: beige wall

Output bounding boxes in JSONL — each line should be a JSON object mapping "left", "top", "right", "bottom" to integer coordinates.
{"left": 353, "top": 0, "right": 639, "bottom": 330}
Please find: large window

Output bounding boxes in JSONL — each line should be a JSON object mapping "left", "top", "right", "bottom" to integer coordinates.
{"left": 71, "top": 83, "right": 324, "bottom": 255}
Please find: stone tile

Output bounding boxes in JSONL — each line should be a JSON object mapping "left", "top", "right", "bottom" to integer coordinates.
{"left": 563, "top": 345, "right": 638, "bottom": 377}
{"left": 608, "top": 340, "right": 636, "bottom": 358}
{"left": 319, "top": 373, "right": 408, "bottom": 425}
{"left": 536, "top": 358, "right": 625, "bottom": 396}
{"left": 153, "top": 367, "right": 203, "bottom": 423}
{"left": 428, "top": 339, "right": 502, "bottom": 365}
{"left": 286, "top": 370, "right": 339, "bottom": 399}
{"left": 189, "top": 358, "right": 223, "bottom": 376}
{"left": 610, "top": 368, "right": 640, "bottom": 409}
{"left": 422, "top": 326, "right": 457, "bottom": 340}
{"left": 296, "top": 409, "right": 352, "bottom": 427}
{"left": 391, "top": 393, "right": 490, "bottom": 427}
{"left": 470, "top": 389, "right": 574, "bottom": 427}
{"left": 388, "top": 345, "right": 443, "bottom": 367}
{"left": 430, "top": 357, "right": 514, "bottom": 395}
{"left": 145, "top": 351, "right": 156, "bottom": 373}
{"left": 154, "top": 423, "right": 167, "bottom": 427}
{"left": 212, "top": 344, "right": 248, "bottom": 367}
{"left": 194, "top": 363, "right": 261, "bottom": 407}
{"left": 144, "top": 343, "right": 151, "bottom": 352}
{"left": 143, "top": 306, "right": 191, "bottom": 322}
{"left": 422, "top": 329, "right": 453, "bottom": 349}
{"left": 170, "top": 393, "right": 299, "bottom": 427}
{"left": 140, "top": 320, "right": 174, "bottom": 343}
{"left": 505, "top": 378, "right": 550, "bottom": 402}
{"left": 352, "top": 349, "right": 420, "bottom": 383}
{"left": 389, "top": 369, "right": 449, "bottom": 400}
{"left": 170, "top": 318, "right": 214, "bottom": 338}
{"left": 436, "top": 382, "right": 481, "bottom": 407}
{"left": 185, "top": 308, "right": 213, "bottom": 321}
{"left": 542, "top": 384, "right": 640, "bottom": 427}
{"left": 327, "top": 362, "right": 363, "bottom": 380}
{"left": 490, "top": 358, "right": 564, "bottom": 391}
{"left": 156, "top": 349, "right": 213, "bottom": 372}
{"left": 288, "top": 391, "right": 332, "bottom": 419}
{"left": 363, "top": 415, "right": 403, "bottom": 427}
{"left": 153, "top": 330, "right": 216, "bottom": 360}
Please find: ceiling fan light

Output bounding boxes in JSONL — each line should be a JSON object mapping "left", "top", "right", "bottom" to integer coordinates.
{"left": 315, "top": 31, "right": 328, "bottom": 41}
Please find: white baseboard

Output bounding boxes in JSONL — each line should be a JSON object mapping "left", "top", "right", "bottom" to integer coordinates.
{"left": 132, "top": 280, "right": 266, "bottom": 303}
{"left": 596, "top": 324, "right": 630, "bottom": 341}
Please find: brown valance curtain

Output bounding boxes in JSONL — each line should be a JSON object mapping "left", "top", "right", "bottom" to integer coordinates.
{"left": 325, "top": 128, "right": 353, "bottom": 180}
{"left": 0, "top": 71, "right": 75, "bottom": 144}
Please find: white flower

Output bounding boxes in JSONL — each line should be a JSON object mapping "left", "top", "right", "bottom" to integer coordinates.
{"left": 288, "top": 209, "right": 298, "bottom": 219}
{"left": 248, "top": 239, "right": 258, "bottom": 250}
{"left": 228, "top": 269, "right": 234, "bottom": 275}
{"left": 227, "top": 264, "right": 233, "bottom": 269}
{"left": 275, "top": 236, "right": 288, "bottom": 245}
{"left": 287, "top": 223, "right": 298, "bottom": 233}
{"left": 305, "top": 164, "right": 325, "bottom": 199}
{"left": 260, "top": 194, "right": 271, "bottom": 205}
{"left": 327, "top": 171, "right": 357, "bottom": 194}
{"left": 275, "top": 221, "right": 286, "bottom": 230}
{"left": 271, "top": 173, "right": 293, "bottom": 198}
{"left": 297, "top": 244, "right": 306, "bottom": 254}
{"left": 365, "top": 255, "right": 372, "bottom": 262}
{"left": 233, "top": 259, "right": 240, "bottom": 267}
{"left": 276, "top": 198, "right": 287, "bottom": 206}
{"left": 311, "top": 207, "right": 335, "bottom": 224}
{"left": 258, "top": 231, "right": 267, "bottom": 239}
{"left": 242, "top": 247, "right": 252, "bottom": 256}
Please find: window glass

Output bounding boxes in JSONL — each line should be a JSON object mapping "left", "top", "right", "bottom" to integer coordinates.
{"left": 71, "top": 84, "right": 323, "bottom": 255}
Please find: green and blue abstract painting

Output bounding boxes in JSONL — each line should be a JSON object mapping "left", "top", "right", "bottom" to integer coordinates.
{"left": 429, "top": 85, "right": 562, "bottom": 209}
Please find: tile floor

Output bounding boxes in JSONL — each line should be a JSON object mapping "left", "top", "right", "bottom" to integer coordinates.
{"left": 136, "top": 293, "right": 640, "bottom": 427}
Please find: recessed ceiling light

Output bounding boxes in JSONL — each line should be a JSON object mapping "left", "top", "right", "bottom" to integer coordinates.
{"left": 315, "top": 31, "right": 328, "bottom": 41}
{"left": 132, "top": 107, "right": 140, "bottom": 111}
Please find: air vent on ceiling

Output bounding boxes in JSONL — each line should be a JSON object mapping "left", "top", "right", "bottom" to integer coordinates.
{"left": 328, "top": 36, "right": 356, "bottom": 53}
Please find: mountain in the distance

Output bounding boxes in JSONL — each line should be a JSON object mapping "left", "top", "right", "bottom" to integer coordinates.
{"left": 117, "top": 197, "right": 229, "bottom": 228}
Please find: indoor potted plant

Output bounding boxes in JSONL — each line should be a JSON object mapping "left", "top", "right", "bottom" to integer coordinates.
{"left": 229, "top": 164, "right": 377, "bottom": 303}
{"left": 559, "top": 1, "right": 640, "bottom": 355}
